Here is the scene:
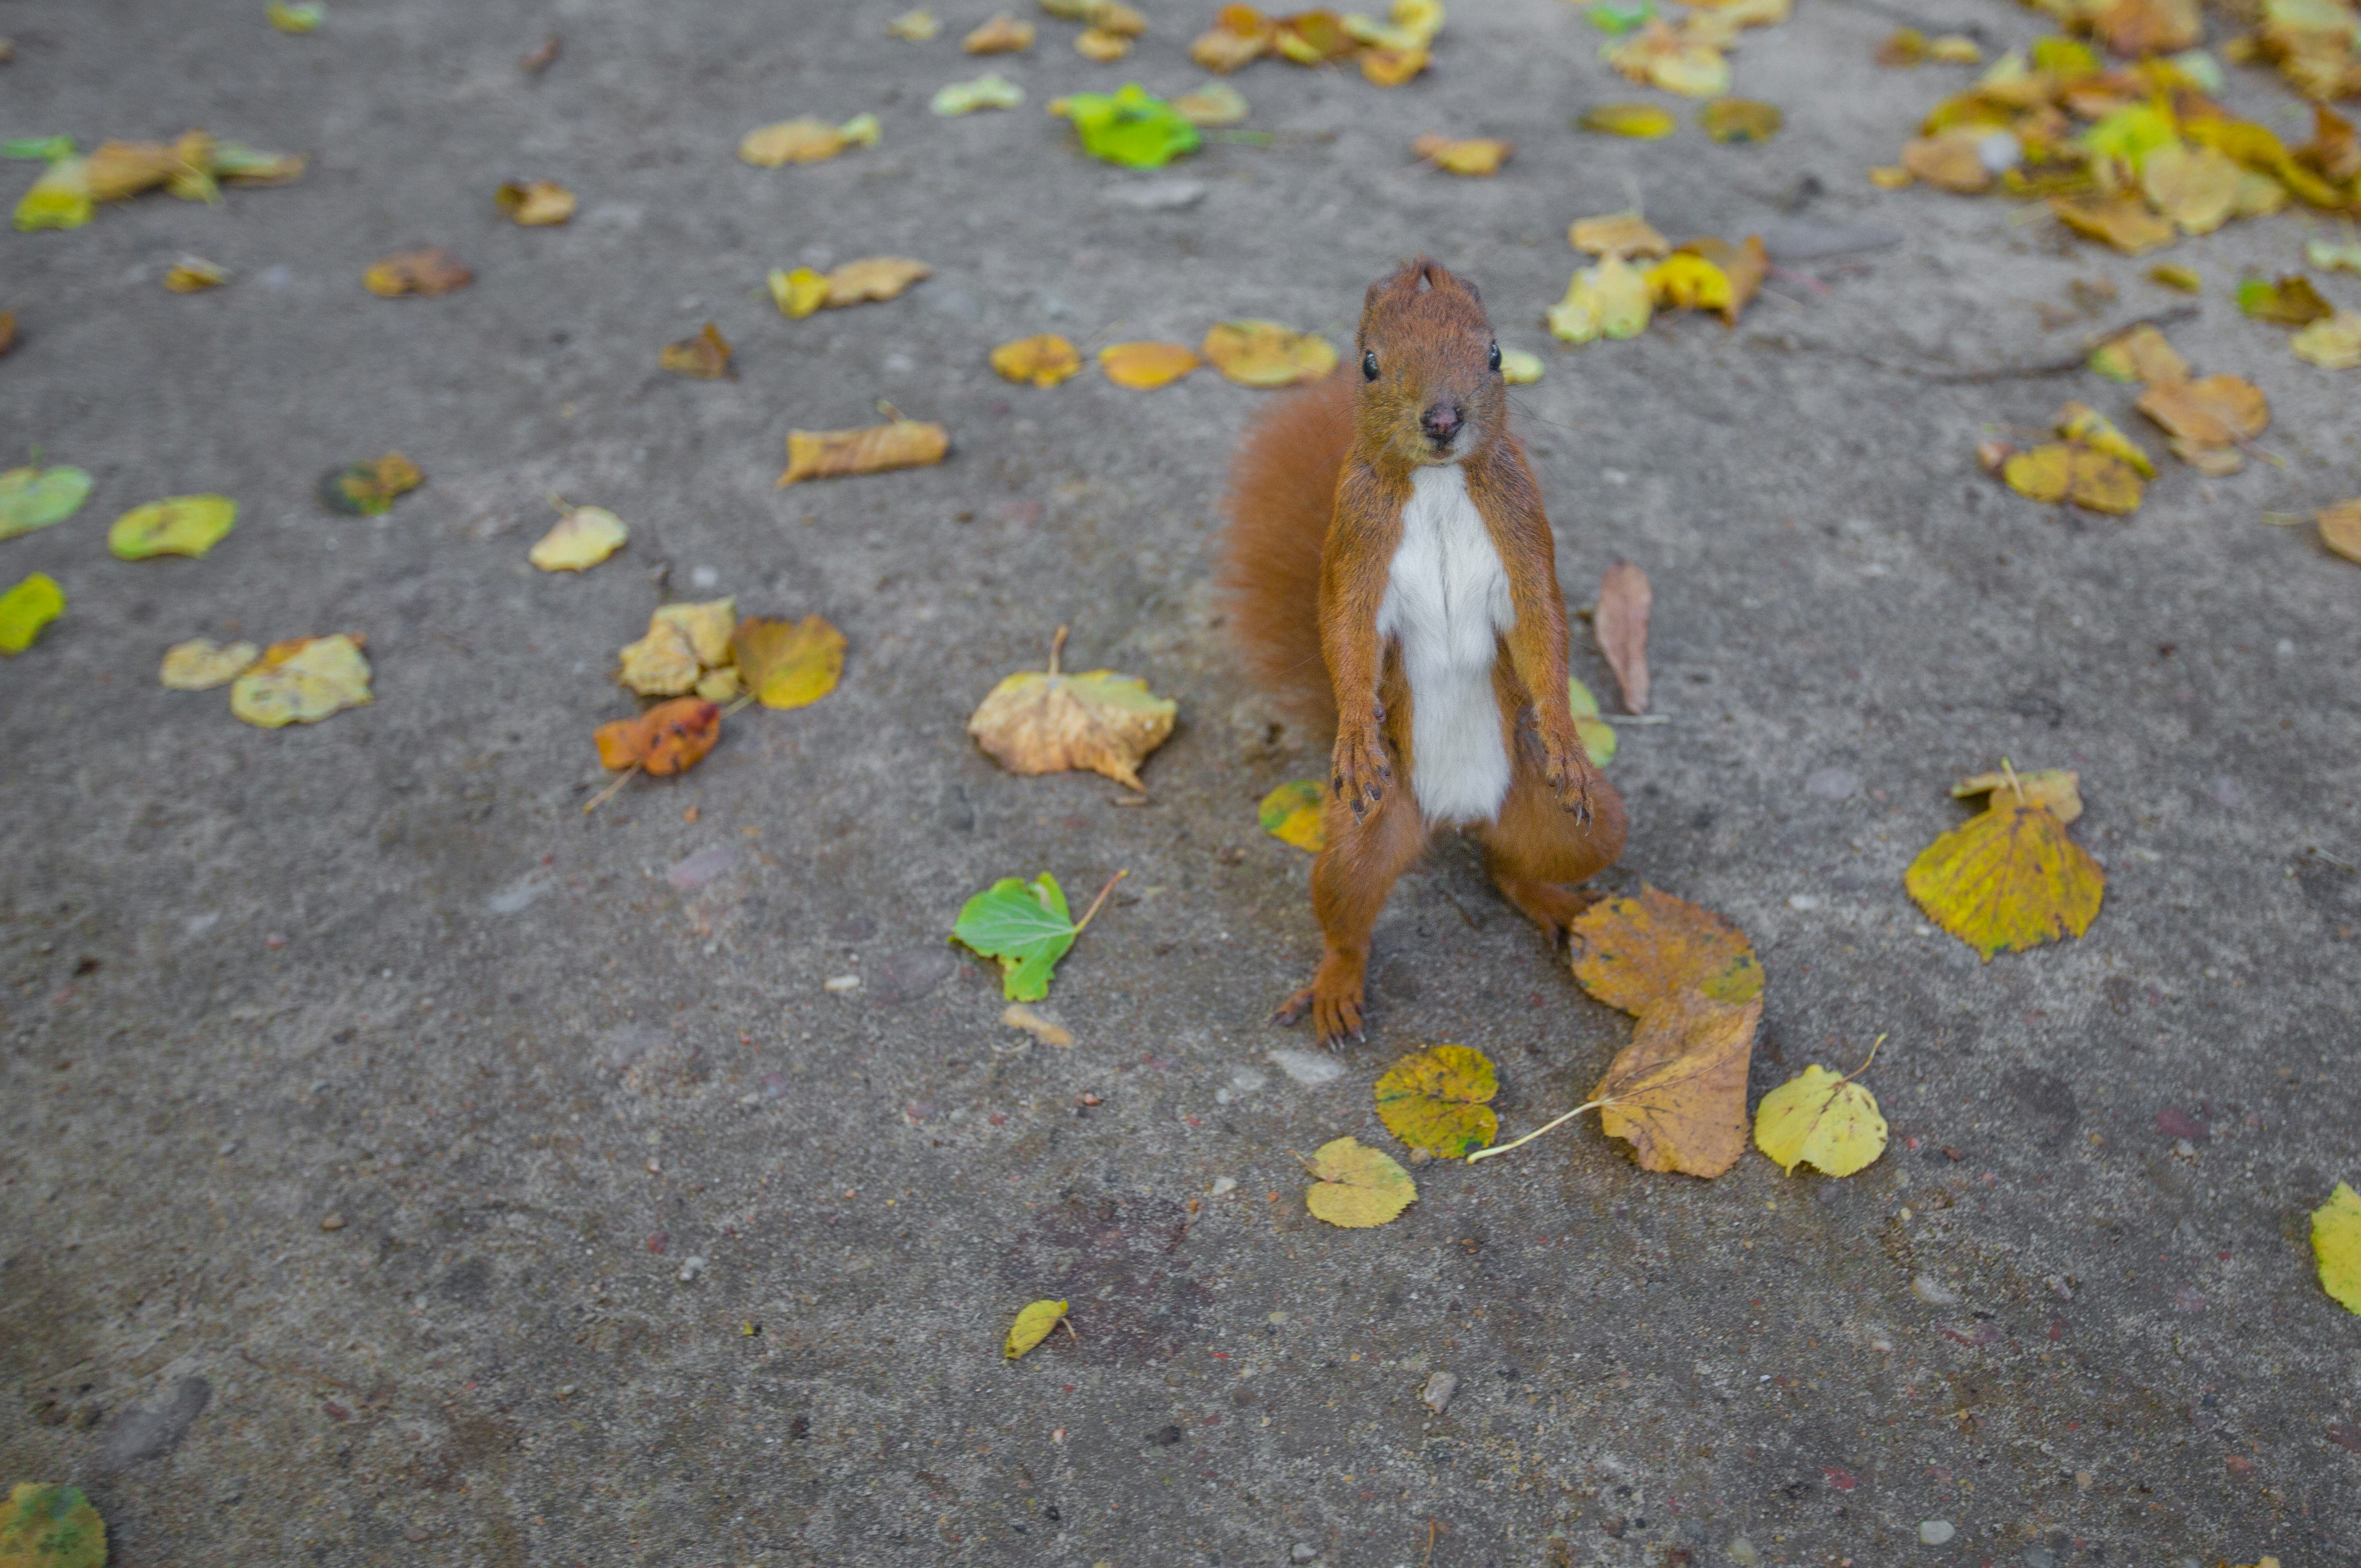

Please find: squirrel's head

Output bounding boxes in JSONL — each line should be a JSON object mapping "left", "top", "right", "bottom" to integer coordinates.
{"left": 1353, "top": 258, "right": 1504, "bottom": 467}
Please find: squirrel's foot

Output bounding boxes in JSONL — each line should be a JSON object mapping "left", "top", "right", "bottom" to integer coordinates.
{"left": 1271, "top": 957, "right": 1368, "bottom": 1048}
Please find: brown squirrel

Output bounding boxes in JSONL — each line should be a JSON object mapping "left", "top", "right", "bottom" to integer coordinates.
{"left": 1218, "top": 257, "right": 1628, "bottom": 1044}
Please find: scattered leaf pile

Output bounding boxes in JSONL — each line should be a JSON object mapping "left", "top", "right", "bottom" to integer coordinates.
{"left": 1191, "top": 1, "right": 1447, "bottom": 87}
{"left": 1550, "top": 214, "right": 1765, "bottom": 342}
{"left": 1907, "top": 765, "right": 2104, "bottom": 959}
{"left": 12, "top": 130, "right": 303, "bottom": 232}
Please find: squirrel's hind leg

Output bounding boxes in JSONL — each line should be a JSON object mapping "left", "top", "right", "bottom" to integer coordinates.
{"left": 1473, "top": 759, "right": 1629, "bottom": 949}
{"left": 1273, "top": 786, "right": 1429, "bottom": 1046}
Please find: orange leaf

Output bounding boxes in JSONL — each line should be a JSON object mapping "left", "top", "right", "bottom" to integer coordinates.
{"left": 1097, "top": 341, "right": 1200, "bottom": 389}
{"left": 594, "top": 697, "right": 721, "bottom": 776}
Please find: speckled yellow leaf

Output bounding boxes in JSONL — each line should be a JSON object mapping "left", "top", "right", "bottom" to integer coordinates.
{"left": 109, "top": 494, "right": 237, "bottom": 559}
{"left": 529, "top": 505, "right": 628, "bottom": 571}
{"left": 2314, "top": 1183, "right": 2361, "bottom": 1315}
{"left": 1574, "top": 884, "right": 1763, "bottom": 1012}
{"left": 1754, "top": 1063, "right": 1887, "bottom": 1176}
{"left": 1098, "top": 340, "right": 1200, "bottom": 389}
{"left": 991, "top": 334, "right": 1084, "bottom": 388}
{"left": 1004, "top": 1298, "right": 1069, "bottom": 1358}
{"left": 160, "top": 638, "right": 259, "bottom": 689}
{"left": 1411, "top": 134, "right": 1512, "bottom": 176}
{"left": 1258, "top": 779, "right": 1325, "bottom": 851}
{"left": 732, "top": 614, "right": 846, "bottom": 709}
{"left": 1303, "top": 1136, "right": 1417, "bottom": 1227}
{"left": 1200, "top": 321, "right": 1337, "bottom": 387}
{"left": 967, "top": 635, "right": 1176, "bottom": 790}
{"left": 1569, "top": 211, "right": 1670, "bottom": 259}
{"left": 0, "top": 1482, "right": 107, "bottom": 1568}
{"left": 1906, "top": 791, "right": 2103, "bottom": 960}
{"left": 779, "top": 414, "right": 949, "bottom": 483}
{"left": 230, "top": 634, "right": 372, "bottom": 727}
{"left": 1374, "top": 1044, "right": 1498, "bottom": 1158}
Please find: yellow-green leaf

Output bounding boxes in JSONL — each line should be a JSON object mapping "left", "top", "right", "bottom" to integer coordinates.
{"left": 967, "top": 639, "right": 1176, "bottom": 790}
{"left": 1546, "top": 256, "right": 1652, "bottom": 344}
{"left": 529, "top": 505, "right": 628, "bottom": 571}
{"left": 1905, "top": 792, "right": 2103, "bottom": 960}
{"left": 1578, "top": 102, "right": 1677, "bottom": 139}
{"left": 1303, "top": 1136, "right": 1417, "bottom": 1228}
{"left": 1200, "top": 320, "right": 1337, "bottom": 387}
{"left": 732, "top": 614, "right": 846, "bottom": 709}
{"left": 1498, "top": 347, "right": 1544, "bottom": 384}
{"left": 0, "top": 1483, "right": 107, "bottom": 1568}
{"left": 1373, "top": 1044, "right": 1499, "bottom": 1158}
{"left": 1567, "top": 676, "right": 1617, "bottom": 765}
{"left": 0, "top": 572, "right": 66, "bottom": 655}
{"left": 2313, "top": 1182, "right": 2361, "bottom": 1315}
{"left": 160, "top": 638, "right": 259, "bottom": 689}
{"left": 109, "top": 494, "right": 237, "bottom": 559}
{"left": 229, "top": 634, "right": 373, "bottom": 727}
{"left": 1257, "top": 779, "right": 1325, "bottom": 852}
{"left": 12, "top": 156, "right": 95, "bottom": 232}
{"left": 1753, "top": 1063, "right": 1888, "bottom": 1176}
{"left": 1004, "top": 1298, "right": 1069, "bottom": 1358}
{"left": 0, "top": 465, "right": 94, "bottom": 539}
{"left": 1700, "top": 98, "right": 1781, "bottom": 143}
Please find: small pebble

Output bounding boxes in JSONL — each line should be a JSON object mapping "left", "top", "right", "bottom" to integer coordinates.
{"left": 824, "top": 974, "right": 861, "bottom": 993}
{"left": 402, "top": 1524, "right": 430, "bottom": 1543}
{"left": 1421, "top": 1371, "right": 1458, "bottom": 1414}
{"left": 217, "top": 1141, "right": 238, "bottom": 1156}
{"left": 319, "top": 1213, "right": 345, "bottom": 1232}
{"left": 2023, "top": 1549, "right": 2058, "bottom": 1568}
{"left": 1912, "top": 1273, "right": 1962, "bottom": 1306}
{"left": 1919, "top": 1520, "right": 1955, "bottom": 1545}
{"left": 644, "top": 1156, "right": 661, "bottom": 1174}
{"left": 1210, "top": 1177, "right": 1237, "bottom": 1197}
{"left": 760, "top": 1071, "right": 788, "bottom": 1099}
{"left": 677, "top": 1256, "right": 707, "bottom": 1282}
{"left": 1726, "top": 1537, "right": 1761, "bottom": 1567}
{"left": 1290, "top": 1546, "right": 1319, "bottom": 1565}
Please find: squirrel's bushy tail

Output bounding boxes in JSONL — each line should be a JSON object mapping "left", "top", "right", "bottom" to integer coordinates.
{"left": 1216, "top": 372, "right": 1354, "bottom": 734}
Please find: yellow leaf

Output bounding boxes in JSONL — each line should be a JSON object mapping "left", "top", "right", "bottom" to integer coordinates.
{"left": 617, "top": 601, "right": 733, "bottom": 696}
{"left": 1498, "top": 347, "right": 1543, "bottom": 384}
{"left": 2315, "top": 1183, "right": 2361, "bottom": 1315}
{"left": 1573, "top": 884, "right": 1763, "bottom": 1012}
{"left": 1606, "top": 20, "right": 1731, "bottom": 97}
{"left": 964, "top": 12, "right": 1036, "bottom": 51}
{"left": 888, "top": 8, "right": 941, "bottom": 39}
{"left": 967, "top": 631, "right": 1176, "bottom": 790}
{"left": 2139, "top": 143, "right": 2238, "bottom": 235}
{"left": 1591, "top": 989, "right": 1759, "bottom": 1178}
{"left": 1952, "top": 767, "right": 2081, "bottom": 824}
{"left": 660, "top": 322, "right": 732, "bottom": 379}
{"left": 1257, "top": 779, "right": 1326, "bottom": 851}
{"left": 1754, "top": 1061, "right": 1887, "bottom": 1177}
{"left": 696, "top": 666, "right": 741, "bottom": 703}
{"left": 1569, "top": 210, "right": 1669, "bottom": 259}
{"left": 1004, "top": 1299, "right": 1069, "bottom": 1357}
{"left": 654, "top": 599, "right": 737, "bottom": 667}
{"left": 1374, "top": 1044, "right": 1499, "bottom": 1158}
{"left": 827, "top": 257, "right": 932, "bottom": 306}
{"left": 2148, "top": 263, "right": 2202, "bottom": 292}
{"left": 164, "top": 256, "right": 230, "bottom": 292}
{"left": 1546, "top": 256, "right": 1652, "bottom": 344}
{"left": 732, "top": 614, "right": 846, "bottom": 709}
{"left": 159, "top": 638, "right": 259, "bottom": 689}
{"left": 1410, "top": 135, "right": 1512, "bottom": 176}
{"left": 1566, "top": 676, "right": 1617, "bottom": 765}
{"left": 1098, "top": 340, "right": 1200, "bottom": 389}
{"left": 2049, "top": 193, "right": 2177, "bottom": 255}
{"left": 990, "top": 334, "right": 1084, "bottom": 388}
{"left": 13, "top": 156, "right": 95, "bottom": 232}
{"left": 529, "top": 505, "right": 629, "bottom": 571}
{"left": 0, "top": 573, "right": 66, "bottom": 655}
{"left": 2292, "top": 310, "right": 2361, "bottom": 371}
{"left": 1700, "top": 99, "right": 1782, "bottom": 143}
{"left": 932, "top": 74, "right": 1026, "bottom": 115}
{"left": 266, "top": 1, "right": 325, "bottom": 32}
{"left": 109, "top": 494, "right": 237, "bottom": 559}
{"left": 1867, "top": 163, "right": 1913, "bottom": 189}
{"left": 362, "top": 246, "right": 471, "bottom": 296}
{"left": 1579, "top": 102, "right": 1678, "bottom": 139}
{"left": 1646, "top": 253, "right": 1732, "bottom": 314}
{"left": 779, "top": 414, "right": 949, "bottom": 483}
{"left": 737, "top": 113, "right": 879, "bottom": 167}
{"left": 1172, "top": 82, "right": 1250, "bottom": 127}
{"left": 1303, "top": 1136, "right": 1417, "bottom": 1227}
{"left": 495, "top": 178, "right": 576, "bottom": 225}
{"left": 229, "top": 634, "right": 372, "bottom": 727}
{"left": 2136, "top": 373, "right": 2268, "bottom": 460}
{"left": 1075, "top": 25, "right": 1132, "bottom": 59}
{"left": 2089, "top": 322, "right": 2189, "bottom": 386}
{"left": 768, "top": 267, "right": 831, "bottom": 318}
{"left": 1360, "top": 43, "right": 1430, "bottom": 84}
{"left": 1200, "top": 320, "right": 1338, "bottom": 386}
{"left": 2320, "top": 498, "right": 2361, "bottom": 564}
{"left": 0, "top": 1482, "right": 107, "bottom": 1568}
{"left": 1002, "top": 1003, "right": 1074, "bottom": 1047}
{"left": 2055, "top": 402, "right": 2156, "bottom": 478}
{"left": 1905, "top": 788, "right": 2104, "bottom": 960}
{"left": 1901, "top": 130, "right": 1990, "bottom": 192}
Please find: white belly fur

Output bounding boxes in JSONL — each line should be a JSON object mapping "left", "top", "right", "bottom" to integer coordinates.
{"left": 1375, "top": 465, "right": 1515, "bottom": 823}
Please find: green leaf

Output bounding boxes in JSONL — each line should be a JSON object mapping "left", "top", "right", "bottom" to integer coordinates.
{"left": 0, "top": 571, "right": 66, "bottom": 654}
{"left": 1059, "top": 85, "right": 1201, "bottom": 170}
{"left": 954, "top": 873, "right": 1077, "bottom": 1001}
{"left": 2, "top": 136, "right": 78, "bottom": 163}
{"left": 1568, "top": 677, "right": 1618, "bottom": 766}
{"left": 0, "top": 466, "right": 94, "bottom": 540}
{"left": 1584, "top": 0, "right": 1655, "bottom": 34}
{"left": 109, "top": 494, "right": 238, "bottom": 559}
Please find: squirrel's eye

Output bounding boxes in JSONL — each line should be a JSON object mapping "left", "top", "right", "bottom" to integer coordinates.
{"left": 1361, "top": 350, "right": 1379, "bottom": 381}
{"left": 1487, "top": 340, "right": 1502, "bottom": 373}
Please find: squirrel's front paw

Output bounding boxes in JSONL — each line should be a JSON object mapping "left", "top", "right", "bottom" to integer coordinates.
{"left": 1329, "top": 728, "right": 1392, "bottom": 823}
{"left": 1538, "top": 728, "right": 1598, "bottom": 825}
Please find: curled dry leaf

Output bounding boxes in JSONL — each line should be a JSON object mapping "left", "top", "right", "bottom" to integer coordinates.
{"left": 2149, "top": 263, "right": 2203, "bottom": 293}
{"left": 964, "top": 13, "right": 1036, "bottom": 52}
{"left": 1191, "top": 4, "right": 1273, "bottom": 70}
{"left": 230, "top": 634, "right": 373, "bottom": 728}
{"left": 1258, "top": 779, "right": 1326, "bottom": 851}
{"left": 991, "top": 334, "right": 1084, "bottom": 388}
{"left": 731, "top": 614, "right": 846, "bottom": 709}
{"left": 1594, "top": 560, "right": 1651, "bottom": 714}
{"left": 529, "top": 505, "right": 628, "bottom": 571}
{"left": 1303, "top": 1136, "right": 1418, "bottom": 1228}
{"left": 2056, "top": 402, "right": 2156, "bottom": 477}
{"left": 594, "top": 696, "right": 721, "bottom": 776}
{"left": 363, "top": 247, "right": 472, "bottom": 297}
{"left": 2136, "top": 373, "right": 2267, "bottom": 471}
{"left": 1754, "top": 1056, "right": 1887, "bottom": 1177}
{"left": 1200, "top": 320, "right": 1337, "bottom": 386}
{"left": 1906, "top": 767, "right": 2103, "bottom": 960}
{"left": 1002, "top": 1003, "right": 1074, "bottom": 1048}
{"left": 1374, "top": 1044, "right": 1499, "bottom": 1159}
{"left": 1410, "top": 135, "right": 1512, "bottom": 176}
{"left": 496, "top": 178, "right": 576, "bottom": 225}
{"left": 660, "top": 322, "right": 732, "bottom": 379}
{"left": 160, "top": 638, "right": 260, "bottom": 690}
{"left": 2238, "top": 274, "right": 2334, "bottom": 325}
{"left": 737, "top": 113, "right": 880, "bottom": 167}
{"left": 0, "top": 572, "right": 64, "bottom": 655}
{"left": 110, "top": 494, "right": 237, "bottom": 559}
{"left": 1952, "top": 766, "right": 2081, "bottom": 824}
{"left": 2140, "top": 143, "right": 2239, "bottom": 235}
{"left": 1004, "top": 1299, "right": 1069, "bottom": 1358}
{"left": 779, "top": 412, "right": 949, "bottom": 484}
{"left": 1361, "top": 44, "right": 1430, "bottom": 85}
{"left": 1570, "top": 210, "right": 1669, "bottom": 258}
{"left": 318, "top": 452, "right": 422, "bottom": 515}
{"left": 2315, "top": 1183, "right": 2361, "bottom": 1315}
{"left": 1098, "top": 340, "right": 1200, "bottom": 389}
{"left": 967, "top": 628, "right": 1177, "bottom": 790}
{"left": 1579, "top": 102, "right": 1677, "bottom": 138}
{"left": 2088, "top": 323, "right": 2188, "bottom": 386}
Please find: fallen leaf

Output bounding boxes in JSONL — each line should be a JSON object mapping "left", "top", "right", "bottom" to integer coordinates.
{"left": 2057, "top": 402, "right": 2156, "bottom": 477}
{"left": 1547, "top": 257, "right": 1653, "bottom": 343}
{"left": 1303, "top": 1136, "right": 1418, "bottom": 1227}
{"left": 1677, "top": 234, "right": 1765, "bottom": 324}
{"left": 594, "top": 696, "right": 721, "bottom": 775}
{"left": 1589, "top": 0, "right": 1660, "bottom": 34}
{"left": 1200, "top": 320, "right": 1338, "bottom": 386}
{"left": 317, "top": 452, "right": 422, "bottom": 515}
{"left": 824, "top": 257, "right": 932, "bottom": 306}
{"left": 2309, "top": 238, "right": 2361, "bottom": 275}
{"left": 2136, "top": 373, "right": 2268, "bottom": 462}
{"left": 2148, "top": 263, "right": 2203, "bottom": 292}
{"left": 266, "top": 1, "right": 325, "bottom": 32}
{"left": 1927, "top": 32, "right": 1982, "bottom": 62}
{"left": 495, "top": 178, "right": 576, "bottom": 225}
{"left": 617, "top": 601, "right": 727, "bottom": 698}
{"left": 731, "top": 614, "right": 846, "bottom": 709}
{"left": 2091, "top": 0, "right": 2201, "bottom": 56}
{"left": 2321, "top": 498, "right": 2361, "bottom": 563}
{"left": 164, "top": 255, "right": 230, "bottom": 291}
{"left": 0, "top": 1483, "right": 106, "bottom": 1568}
{"left": 2238, "top": 274, "right": 2334, "bottom": 325}
{"left": 2139, "top": 143, "right": 2239, "bottom": 235}
{"left": 0, "top": 310, "right": 13, "bottom": 356}
{"left": 363, "top": 247, "right": 471, "bottom": 297}
{"left": 1411, "top": 135, "right": 1513, "bottom": 176}
{"left": 888, "top": 8, "right": 941, "bottom": 40}
{"left": 2313, "top": 1183, "right": 2361, "bottom": 1315}
{"left": 1700, "top": 99, "right": 1782, "bottom": 143}
{"left": 1076, "top": 25, "right": 1134, "bottom": 59}
{"left": 0, "top": 571, "right": 64, "bottom": 655}
{"left": 1374, "top": 1044, "right": 1499, "bottom": 1158}
{"left": 2088, "top": 322, "right": 2188, "bottom": 385}
{"left": 1190, "top": 5, "right": 1274, "bottom": 71}
{"left": 1004, "top": 1299, "right": 1069, "bottom": 1357}
{"left": 1607, "top": 19, "right": 1731, "bottom": 97}
{"left": 1906, "top": 767, "right": 2104, "bottom": 960}
{"left": 1867, "top": 164, "right": 1913, "bottom": 189}
{"left": 695, "top": 666, "right": 741, "bottom": 703}
{"left": 1754, "top": 1057, "right": 1888, "bottom": 1177}
{"left": 209, "top": 140, "right": 305, "bottom": 186}
{"left": 1647, "top": 253, "right": 1732, "bottom": 314}
{"left": 2049, "top": 194, "right": 2176, "bottom": 255}
{"left": 1054, "top": 85, "right": 1201, "bottom": 169}
{"left": 779, "top": 412, "right": 949, "bottom": 484}
{"left": 1002, "top": 1003, "right": 1074, "bottom": 1047}
{"left": 109, "top": 494, "right": 236, "bottom": 559}
{"left": 1359, "top": 43, "right": 1431, "bottom": 84}
{"left": 1591, "top": 988, "right": 1759, "bottom": 1178}
{"left": 1098, "top": 340, "right": 1200, "bottom": 388}
{"left": 12, "top": 156, "right": 94, "bottom": 232}
{"left": 1498, "top": 347, "right": 1544, "bottom": 384}
{"left": 1953, "top": 766, "right": 2082, "bottom": 824}
{"left": 954, "top": 872, "right": 1109, "bottom": 1000}
{"left": 1273, "top": 9, "right": 1358, "bottom": 63}
{"left": 991, "top": 334, "right": 1085, "bottom": 388}
{"left": 967, "top": 628, "right": 1177, "bottom": 790}
{"left": 159, "top": 638, "right": 259, "bottom": 689}
{"left": 2292, "top": 310, "right": 2361, "bottom": 369}
{"left": 1573, "top": 883, "right": 1763, "bottom": 1011}
{"left": 737, "top": 113, "right": 880, "bottom": 167}
{"left": 1172, "top": 81, "right": 1251, "bottom": 126}
{"left": 660, "top": 322, "right": 732, "bottom": 379}
{"left": 0, "top": 465, "right": 93, "bottom": 540}
{"left": 767, "top": 267, "right": 832, "bottom": 319}
{"left": 1570, "top": 210, "right": 1670, "bottom": 258}
{"left": 1579, "top": 102, "right": 1678, "bottom": 139}
{"left": 530, "top": 504, "right": 628, "bottom": 571}
{"left": 230, "top": 633, "right": 372, "bottom": 727}
{"left": 1566, "top": 675, "right": 1618, "bottom": 766}
{"left": 1258, "top": 779, "right": 1326, "bottom": 851}
{"left": 964, "top": 13, "right": 1036, "bottom": 52}
{"left": 932, "top": 74, "right": 1026, "bottom": 115}
{"left": 2001, "top": 444, "right": 2142, "bottom": 514}
{"left": 1595, "top": 560, "right": 1651, "bottom": 714}
{"left": 1902, "top": 130, "right": 1992, "bottom": 192}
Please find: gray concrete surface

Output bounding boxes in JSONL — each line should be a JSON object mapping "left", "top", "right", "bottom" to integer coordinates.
{"left": 4, "top": 0, "right": 2359, "bottom": 1563}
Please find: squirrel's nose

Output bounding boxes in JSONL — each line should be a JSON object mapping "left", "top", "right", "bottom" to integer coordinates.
{"left": 1420, "top": 401, "right": 1464, "bottom": 443}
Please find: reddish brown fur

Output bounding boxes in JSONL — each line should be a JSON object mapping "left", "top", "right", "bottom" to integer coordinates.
{"left": 1218, "top": 258, "right": 1627, "bottom": 1044}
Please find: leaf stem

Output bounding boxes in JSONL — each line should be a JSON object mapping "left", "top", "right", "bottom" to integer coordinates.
{"left": 1047, "top": 623, "right": 1069, "bottom": 679}
{"left": 1466, "top": 1097, "right": 1611, "bottom": 1164}
{"left": 1999, "top": 756, "right": 2025, "bottom": 806}
{"left": 581, "top": 763, "right": 641, "bottom": 815}
{"left": 1842, "top": 1033, "right": 1887, "bottom": 1083}
{"left": 1070, "top": 868, "right": 1129, "bottom": 937}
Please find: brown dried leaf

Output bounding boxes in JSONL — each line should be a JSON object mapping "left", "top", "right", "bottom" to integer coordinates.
{"left": 1595, "top": 560, "right": 1651, "bottom": 714}
{"left": 964, "top": 12, "right": 1036, "bottom": 52}
{"left": 2136, "top": 374, "right": 2268, "bottom": 454}
{"left": 363, "top": 247, "right": 472, "bottom": 297}
{"left": 2049, "top": 194, "right": 2178, "bottom": 255}
{"left": 594, "top": 697, "right": 721, "bottom": 776}
{"left": 1901, "top": 132, "right": 1990, "bottom": 192}
{"left": 659, "top": 322, "right": 732, "bottom": 378}
{"left": 779, "top": 413, "right": 949, "bottom": 484}
{"left": 496, "top": 178, "right": 577, "bottom": 225}
{"left": 967, "top": 630, "right": 1177, "bottom": 790}
{"left": 1591, "top": 990, "right": 1761, "bottom": 1178}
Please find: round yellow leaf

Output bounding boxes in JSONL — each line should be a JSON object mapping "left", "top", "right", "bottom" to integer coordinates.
{"left": 1905, "top": 794, "right": 2103, "bottom": 960}
{"left": 1579, "top": 102, "right": 1677, "bottom": 139}
{"left": 1374, "top": 1044, "right": 1499, "bottom": 1158}
{"left": 529, "top": 505, "right": 629, "bottom": 571}
{"left": 1303, "top": 1136, "right": 1417, "bottom": 1228}
{"left": 1098, "top": 341, "right": 1201, "bottom": 389}
{"left": 2313, "top": 1182, "right": 2361, "bottom": 1315}
{"left": 1200, "top": 320, "right": 1338, "bottom": 387}
{"left": 1004, "top": 1298, "right": 1069, "bottom": 1358}
{"left": 109, "top": 494, "right": 237, "bottom": 560}
{"left": 1257, "top": 779, "right": 1326, "bottom": 852}
{"left": 991, "top": 334, "right": 1084, "bottom": 388}
{"left": 732, "top": 614, "right": 847, "bottom": 709}
{"left": 1753, "top": 1063, "right": 1888, "bottom": 1176}
{"left": 768, "top": 266, "right": 831, "bottom": 319}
